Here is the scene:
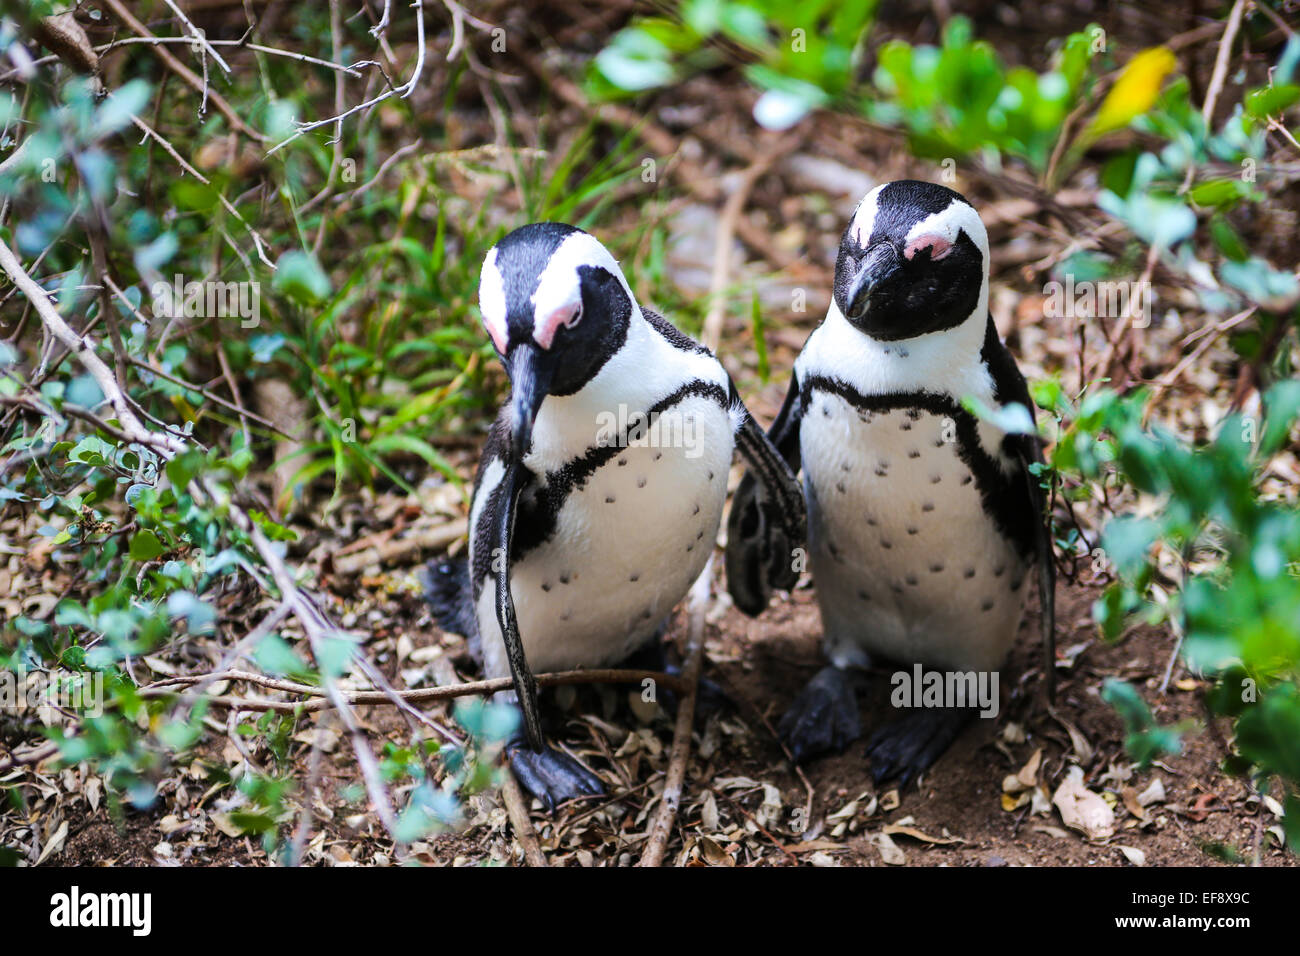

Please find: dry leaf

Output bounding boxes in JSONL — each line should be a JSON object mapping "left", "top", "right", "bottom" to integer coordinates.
{"left": 1137, "top": 778, "right": 1167, "bottom": 808}
{"left": 698, "top": 836, "right": 735, "bottom": 867}
{"left": 1121, "top": 786, "right": 1149, "bottom": 822}
{"left": 873, "top": 831, "right": 907, "bottom": 865}
{"left": 1117, "top": 845, "right": 1146, "bottom": 866}
{"left": 883, "top": 824, "right": 965, "bottom": 845}
{"left": 1052, "top": 767, "right": 1115, "bottom": 840}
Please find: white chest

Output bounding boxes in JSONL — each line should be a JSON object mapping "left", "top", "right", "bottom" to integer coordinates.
{"left": 800, "top": 390, "right": 1027, "bottom": 672}
{"left": 474, "top": 395, "right": 734, "bottom": 679}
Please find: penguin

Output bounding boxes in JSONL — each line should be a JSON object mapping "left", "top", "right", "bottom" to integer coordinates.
{"left": 727, "top": 180, "right": 1054, "bottom": 786}
{"left": 425, "top": 222, "right": 805, "bottom": 811}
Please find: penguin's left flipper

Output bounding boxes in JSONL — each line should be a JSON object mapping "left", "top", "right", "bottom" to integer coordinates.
{"left": 726, "top": 374, "right": 805, "bottom": 616}
{"left": 505, "top": 736, "right": 605, "bottom": 813}
{"left": 492, "top": 461, "right": 546, "bottom": 753}
{"left": 864, "top": 707, "right": 973, "bottom": 788}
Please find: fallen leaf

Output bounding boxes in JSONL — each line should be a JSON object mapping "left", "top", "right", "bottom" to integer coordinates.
{"left": 873, "top": 831, "right": 906, "bottom": 865}
{"left": 1137, "top": 778, "right": 1167, "bottom": 807}
{"left": 883, "top": 824, "right": 966, "bottom": 845}
{"left": 35, "top": 820, "right": 69, "bottom": 865}
{"left": 1052, "top": 766, "right": 1115, "bottom": 840}
{"left": 1117, "top": 845, "right": 1146, "bottom": 866}
{"left": 698, "top": 837, "right": 735, "bottom": 867}
{"left": 1121, "top": 787, "right": 1149, "bottom": 822}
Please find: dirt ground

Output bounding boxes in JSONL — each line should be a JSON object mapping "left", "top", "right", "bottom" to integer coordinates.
{"left": 44, "top": 561, "right": 1288, "bottom": 868}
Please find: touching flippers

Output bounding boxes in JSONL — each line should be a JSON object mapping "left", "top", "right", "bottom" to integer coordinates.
{"left": 726, "top": 375, "right": 806, "bottom": 616}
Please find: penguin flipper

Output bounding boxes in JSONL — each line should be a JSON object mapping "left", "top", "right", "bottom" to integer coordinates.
{"left": 725, "top": 374, "right": 805, "bottom": 617}
{"left": 493, "top": 461, "right": 546, "bottom": 753}
{"left": 506, "top": 736, "right": 604, "bottom": 812}
{"left": 865, "top": 707, "right": 972, "bottom": 788}
{"left": 778, "top": 665, "right": 862, "bottom": 762}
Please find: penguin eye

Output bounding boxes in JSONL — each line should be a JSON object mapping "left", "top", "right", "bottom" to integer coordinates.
{"left": 565, "top": 301, "right": 583, "bottom": 328}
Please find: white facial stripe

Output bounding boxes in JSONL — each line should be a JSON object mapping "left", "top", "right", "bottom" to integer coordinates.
{"left": 531, "top": 232, "right": 633, "bottom": 350}
{"left": 479, "top": 247, "right": 508, "bottom": 353}
{"left": 905, "top": 198, "right": 989, "bottom": 268}
{"left": 848, "top": 184, "right": 886, "bottom": 245}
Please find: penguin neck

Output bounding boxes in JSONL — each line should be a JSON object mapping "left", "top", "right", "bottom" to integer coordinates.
{"left": 800, "top": 281, "right": 992, "bottom": 402}
{"left": 524, "top": 307, "right": 724, "bottom": 474}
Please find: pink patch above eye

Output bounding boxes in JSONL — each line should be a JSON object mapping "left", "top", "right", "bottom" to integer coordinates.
{"left": 483, "top": 314, "right": 508, "bottom": 353}
{"left": 533, "top": 303, "right": 580, "bottom": 350}
{"left": 904, "top": 234, "right": 953, "bottom": 261}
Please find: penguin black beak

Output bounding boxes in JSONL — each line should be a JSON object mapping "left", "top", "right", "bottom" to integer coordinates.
{"left": 506, "top": 343, "right": 552, "bottom": 464}
{"left": 844, "top": 242, "right": 901, "bottom": 321}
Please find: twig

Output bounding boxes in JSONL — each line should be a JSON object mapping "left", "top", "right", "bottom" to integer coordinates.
{"left": 700, "top": 137, "right": 796, "bottom": 352}
{"left": 638, "top": 558, "right": 712, "bottom": 867}
{"left": 130, "top": 115, "right": 275, "bottom": 268}
{"left": 0, "top": 741, "right": 60, "bottom": 773}
{"left": 330, "top": 518, "right": 468, "bottom": 575}
{"left": 161, "top": 0, "right": 233, "bottom": 73}
{"left": 1202, "top": 0, "right": 1247, "bottom": 127}
{"left": 0, "top": 239, "right": 185, "bottom": 456}
{"left": 500, "top": 772, "right": 548, "bottom": 867}
{"left": 267, "top": 0, "right": 427, "bottom": 156}
{"left": 139, "top": 666, "right": 692, "bottom": 710}
{"left": 101, "top": 0, "right": 264, "bottom": 141}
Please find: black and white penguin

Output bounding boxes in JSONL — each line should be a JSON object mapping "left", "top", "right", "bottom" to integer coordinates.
{"left": 426, "top": 222, "right": 805, "bottom": 810}
{"left": 728, "top": 181, "right": 1054, "bottom": 786}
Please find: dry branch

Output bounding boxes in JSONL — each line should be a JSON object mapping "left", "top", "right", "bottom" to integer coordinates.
{"left": 638, "top": 559, "right": 712, "bottom": 867}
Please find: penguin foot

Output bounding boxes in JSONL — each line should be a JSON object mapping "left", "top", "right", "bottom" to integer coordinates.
{"left": 778, "top": 666, "right": 862, "bottom": 762}
{"left": 865, "top": 707, "right": 972, "bottom": 788}
{"left": 505, "top": 738, "right": 604, "bottom": 813}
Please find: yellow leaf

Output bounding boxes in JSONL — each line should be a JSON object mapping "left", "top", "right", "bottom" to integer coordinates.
{"left": 1088, "top": 47, "right": 1177, "bottom": 137}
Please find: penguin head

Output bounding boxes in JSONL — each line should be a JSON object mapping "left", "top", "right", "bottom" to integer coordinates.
{"left": 833, "top": 181, "right": 988, "bottom": 342}
{"left": 479, "top": 223, "right": 635, "bottom": 459}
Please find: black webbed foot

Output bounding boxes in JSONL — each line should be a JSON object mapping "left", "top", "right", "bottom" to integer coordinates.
{"left": 865, "top": 707, "right": 972, "bottom": 788}
{"left": 778, "top": 665, "right": 862, "bottom": 762}
{"left": 505, "top": 737, "right": 604, "bottom": 813}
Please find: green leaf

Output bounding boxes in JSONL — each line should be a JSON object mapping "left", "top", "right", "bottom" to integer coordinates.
{"left": 253, "top": 634, "right": 311, "bottom": 680}
{"left": 92, "top": 79, "right": 151, "bottom": 137}
{"left": 128, "top": 529, "right": 164, "bottom": 562}
{"left": 273, "top": 250, "right": 331, "bottom": 306}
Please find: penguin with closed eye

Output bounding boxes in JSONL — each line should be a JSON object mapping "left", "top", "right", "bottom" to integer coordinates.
{"left": 425, "top": 222, "right": 805, "bottom": 811}
{"left": 728, "top": 181, "right": 1054, "bottom": 787}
